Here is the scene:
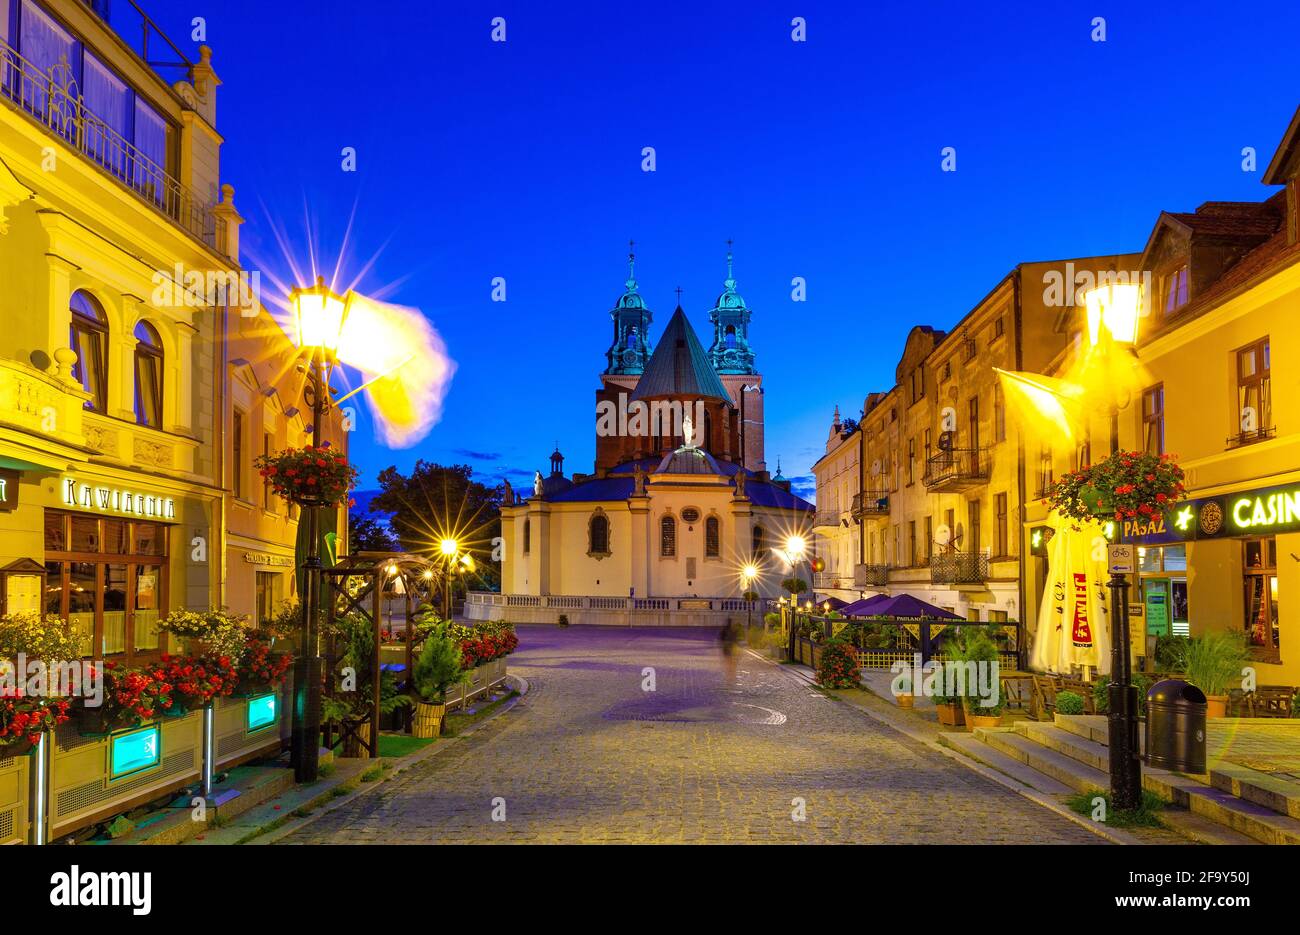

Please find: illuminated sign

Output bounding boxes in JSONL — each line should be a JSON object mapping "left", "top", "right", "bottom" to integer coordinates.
{"left": 1229, "top": 488, "right": 1300, "bottom": 532}
{"left": 62, "top": 477, "right": 176, "bottom": 520}
{"left": 247, "top": 693, "right": 277, "bottom": 732}
{"left": 110, "top": 725, "right": 161, "bottom": 779}
{"left": 0, "top": 468, "right": 18, "bottom": 512}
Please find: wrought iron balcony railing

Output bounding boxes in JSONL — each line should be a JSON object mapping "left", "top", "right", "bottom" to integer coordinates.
{"left": 929, "top": 551, "right": 990, "bottom": 584}
{"left": 812, "top": 508, "right": 847, "bottom": 529}
{"left": 851, "top": 488, "right": 890, "bottom": 517}
{"left": 854, "top": 563, "right": 890, "bottom": 587}
{"left": 0, "top": 38, "right": 226, "bottom": 253}
{"left": 922, "top": 447, "right": 989, "bottom": 490}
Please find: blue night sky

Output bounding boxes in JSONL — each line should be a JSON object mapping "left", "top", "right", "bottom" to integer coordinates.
{"left": 134, "top": 0, "right": 1300, "bottom": 503}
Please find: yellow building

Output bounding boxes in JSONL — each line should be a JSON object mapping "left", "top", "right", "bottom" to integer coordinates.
{"left": 810, "top": 408, "right": 860, "bottom": 603}
{"left": 0, "top": 2, "right": 336, "bottom": 657}
{"left": 1023, "top": 106, "right": 1300, "bottom": 686}
{"left": 847, "top": 257, "right": 1132, "bottom": 639}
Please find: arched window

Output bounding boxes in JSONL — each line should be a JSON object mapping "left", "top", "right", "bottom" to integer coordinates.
{"left": 752, "top": 524, "right": 764, "bottom": 556}
{"left": 660, "top": 515, "right": 676, "bottom": 557}
{"left": 705, "top": 516, "right": 720, "bottom": 557}
{"left": 133, "top": 320, "right": 163, "bottom": 427}
{"left": 725, "top": 324, "right": 737, "bottom": 348}
{"left": 69, "top": 291, "right": 107, "bottom": 412}
{"left": 589, "top": 512, "right": 610, "bottom": 555}
{"left": 523, "top": 518, "right": 531, "bottom": 554}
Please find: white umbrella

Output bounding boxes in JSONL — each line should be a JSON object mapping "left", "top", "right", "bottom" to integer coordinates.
{"left": 1033, "top": 517, "right": 1112, "bottom": 676}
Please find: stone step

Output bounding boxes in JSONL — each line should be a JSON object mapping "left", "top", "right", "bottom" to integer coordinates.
{"left": 977, "top": 727, "right": 1111, "bottom": 794}
{"left": 1014, "top": 721, "right": 1300, "bottom": 845}
{"left": 1054, "top": 715, "right": 1300, "bottom": 822}
{"left": 936, "top": 731, "right": 1075, "bottom": 796}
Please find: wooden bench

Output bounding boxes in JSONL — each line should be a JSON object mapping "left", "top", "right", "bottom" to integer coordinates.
{"left": 1246, "top": 685, "right": 1297, "bottom": 718}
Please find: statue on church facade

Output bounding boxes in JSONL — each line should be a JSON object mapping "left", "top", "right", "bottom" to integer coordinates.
{"left": 633, "top": 465, "right": 647, "bottom": 496}
{"left": 734, "top": 469, "right": 746, "bottom": 499}
{"left": 533, "top": 471, "right": 544, "bottom": 497}
{"left": 502, "top": 479, "right": 514, "bottom": 505}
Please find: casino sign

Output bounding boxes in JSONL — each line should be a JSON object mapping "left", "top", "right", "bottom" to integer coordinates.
{"left": 1123, "top": 481, "right": 1300, "bottom": 545}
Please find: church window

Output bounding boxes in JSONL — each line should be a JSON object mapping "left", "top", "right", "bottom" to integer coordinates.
{"left": 705, "top": 516, "right": 720, "bottom": 557}
{"left": 589, "top": 512, "right": 610, "bottom": 556}
{"left": 752, "top": 524, "right": 764, "bottom": 556}
{"left": 523, "top": 519, "right": 530, "bottom": 554}
{"left": 660, "top": 515, "right": 676, "bottom": 557}
{"left": 725, "top": 324, "right": 737, "bottom": 348}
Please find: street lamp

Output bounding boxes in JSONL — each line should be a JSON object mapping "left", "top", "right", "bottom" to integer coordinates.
{"left": 784, "top": 534, "right": 808, "bottom": 660}
{"left": 287, "top": 275, "right": 350, "bottom": 783}
{"left": 740, "top": 562, "right": 759, "bottom": 634}
{"left": 439, "top": 537, "right": 460, "bottom": 619}
{"left": 1082, "top": 280, "right": 1144, "bottom": 811}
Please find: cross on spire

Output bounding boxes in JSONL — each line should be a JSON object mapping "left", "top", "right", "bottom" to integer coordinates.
{"left": 675, "top": 286, "right": 683, "bottom": 305}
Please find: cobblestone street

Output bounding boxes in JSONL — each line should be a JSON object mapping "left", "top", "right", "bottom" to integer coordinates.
{"left": 280, "top": 626, "right": 1104, "bottom": 844}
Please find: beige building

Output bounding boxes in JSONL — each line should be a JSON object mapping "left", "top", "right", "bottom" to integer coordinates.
{"left": 810, "top": 408, "right": 860, "bottom": 604}
{"left": 1023, "top": 105, "right": 1300, "bottom": 686}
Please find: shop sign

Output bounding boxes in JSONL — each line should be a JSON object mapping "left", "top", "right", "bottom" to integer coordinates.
{"left": 110, "top": 724, "right": 161, "bottom": 780}
{"left": 247, "top": 693, "right": 278, "bottom": 732}
{"left": 1122, "top": 481, "right": 1300, "bottom": 545}
{"left": 0, "top": 468, "right": 18, "bottom": 512}
{"left": 243, "top": 553, "right": 295, "bottom": 567}
{"left": 62, "top": 476, "right": 176, "bottom": 521}
{"left": 1145, "top": 591, "right": 1170, "bottom": 637}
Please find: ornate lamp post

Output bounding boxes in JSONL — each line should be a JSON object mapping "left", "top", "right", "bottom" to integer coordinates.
{"left": 784, "top": 534, "right": 808, "bottom": 660}
{"left": 1082, "top": 280, "right": 1143, "bottom": 811}
{"left": 740, "top": 562, "right": 759, "bottom": 633}
{"left": 288, "top": 276, "right": 349, "bottom": 783}
{"left": 438, "top": 537, "right": 460, "bottom": 619}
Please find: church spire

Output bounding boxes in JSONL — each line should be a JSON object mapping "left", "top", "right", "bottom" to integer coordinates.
{"left": 707, "top": 239, "right": 756, "bottom": 375}
{"left": 604, "top": 241, "right": 653, "bottom": 376}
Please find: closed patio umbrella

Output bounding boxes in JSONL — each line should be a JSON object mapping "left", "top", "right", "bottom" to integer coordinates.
{"left": 1031, "top": 519, "right": 1112, "bottom": 675}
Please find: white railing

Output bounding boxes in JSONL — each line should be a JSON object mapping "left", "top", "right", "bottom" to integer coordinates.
{"left": 467, "top": 592, "right": 763, "bottom": 613}
{"left": 0, "top": 38, "right": 226, "bottom": 252}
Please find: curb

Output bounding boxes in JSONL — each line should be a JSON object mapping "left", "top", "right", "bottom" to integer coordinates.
{"left": 244, "top": 674, "right": 531, "bottom": 845}
{"left": 745, "top": 649, "right": 1137, "bottom": 845}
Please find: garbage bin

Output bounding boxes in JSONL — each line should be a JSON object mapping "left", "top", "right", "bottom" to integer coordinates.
{"left": 1145, "top": 679, "right": 1207, "bottom": 773}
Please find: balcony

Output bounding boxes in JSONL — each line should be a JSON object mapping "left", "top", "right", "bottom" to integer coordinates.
{"left": 854, "top": 563, "right": 890, "bottom": 587}
{"left": 929, "top": 551, "right": 989, "bottom": 585}
{"left": 851, "top": 488, "right": 890, "bottom": 517}
{"left": 0, "top": 37, "right": 226, "bottom": 252}
{"left": 812, "top": 509, "right": 846, "bottom": 531}
{"left": 923, "top": 447, "right": 988, "bottom": 491}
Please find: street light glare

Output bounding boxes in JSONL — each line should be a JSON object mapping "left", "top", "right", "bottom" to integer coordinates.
{"left": 439, "top": 538, "right": 459, "bottom": 556}
{"left": 1083, "top": 281, "right": 1141, "bottom": 347}
{"left": 740, "top": 563, "right": 758, "bottom": 581}
{"left": 290, "top": 275, "right": 348, "bottom": 354}
{"left": 784, "top": 535, "right": 807, "bottom": 558}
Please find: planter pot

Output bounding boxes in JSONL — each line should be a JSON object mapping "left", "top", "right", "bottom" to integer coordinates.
{"left": 935, "top": 703, "right": 965, "bottom": 727}
{"left": 341, "top": 719, "right": 372, "bottom": 758}
{"left": 896, "top": 693, "right": 915, "bottom": 709}
{"left": 1206, "top": 695, "right": 1229, "bottom": 718}
{"left": 965, "top": 707, "right": 1002, "bottom": 730}
{"left": 75, "top": 707, "right": 139, "bottom": 736}
{"left": 0, "top": 737, "right": 36, "bottom": 759}
{"left": 412, "top": 701, "right": 446, "bottom": 738}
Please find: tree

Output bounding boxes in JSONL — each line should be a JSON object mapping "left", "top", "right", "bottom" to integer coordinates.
{"left": 348, "top": 511, "right": 399, "bottom": 553}
{"left": 369, "top": 461, "right": 502, "bottom": 592}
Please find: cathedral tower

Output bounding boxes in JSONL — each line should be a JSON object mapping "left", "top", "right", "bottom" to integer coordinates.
{"left": 604, "top": 243, "right": 653, "bottom": 375}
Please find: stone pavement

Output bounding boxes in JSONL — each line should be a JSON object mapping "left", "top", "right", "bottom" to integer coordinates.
{"left": 279, "top": 625, "right": 1104, "bottom": 844}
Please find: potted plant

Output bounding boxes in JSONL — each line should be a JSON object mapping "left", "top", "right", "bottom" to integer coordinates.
{"left": 411, "top": 624, "right": 469, "bottom": 737}
{"left": 1047, "top": 450, "right": 1186, "bottom": 530}
{"left": 78, "top": 662, "right": 174, "bottom": 734}
{"left": 158, "top": 653, "right": 239, "bottom": 716}
{"left": 814, "top": 638, "right": 860, "bottom": 689}
{"left": 1055, "top": 690, "right": 1086, "bottom": 715}
{"left": 949, "top": 628, "right": 1004, "bottom": 730}
{"left": 933, "top": 690, "right": 965, "bottom": 727}
{"left": 155, "top": 609, "right": 250, "bottom": 661}
{"left": 255, "top": 442, "right": 359, "bottom": 507}
{"left": 234, "top": 632, "right": 293, "bottom": 695}
{"left": 1183, "top": 631, "right": 1248, "bottom": 718}
{"left": 0, "top": 695, "right": 71, "bottom": 757}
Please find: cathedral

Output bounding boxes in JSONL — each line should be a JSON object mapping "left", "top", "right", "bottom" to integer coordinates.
{"left": 480, "top": 249, "right": 814, "bottom": 626}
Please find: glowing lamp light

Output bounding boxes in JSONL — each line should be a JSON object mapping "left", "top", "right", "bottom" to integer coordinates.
{"left": 290, "top": 276, "right": 349, "bottom": 354}
{"left": 460, "top": 553, "right": 476, "bottom": 571}
{"left": 439, "top": 538, "right": 459, "bottom": 557}
{"left": 386, "top": 563, "right": 398, "bottom": 576}
{"left": 784, "top": 535, "right": 807, "bottom": 559}
{"left": 422, "top": 569, "right": 434, "bottom": 580}
{"left": 740, "top": 563, "right": 759, "bottom": 583}
{"left": 1083, "top": 281, "right": 1141, "bottom": 347}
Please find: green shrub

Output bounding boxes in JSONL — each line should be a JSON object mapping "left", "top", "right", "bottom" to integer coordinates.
{"left": 815, "top": 638, "right": 860, "bottom": 689}
{"left": 1055, "top": 690, "right": 1085, "bottom": 715}
{"left": 413, "top": 624, "right": 469, "bottom": 703}
{"left": 946, "top": 628, "right": 1004, "bottom": 716}
{"left": 1093, "top": 673, "right": 1153, "bottom": 715}
{"left": 1154, "top": 634, "right": 1190, "bottom": 672}
{"left": 1184, "top": 631, "right": 1248, "bottom": 697}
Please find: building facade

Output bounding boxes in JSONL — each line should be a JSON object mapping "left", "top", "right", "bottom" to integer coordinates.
{"left": 0, "top": 1, "right": 341, "bottom": 656}
{"left": 479, "top": 255, "right": 810, "bottom": 626}
{"left": 810, "top": 408, "right": 860, "bottom": 603}
{"left": 1023, "top": 106, "right": 1300, "bottom": 686}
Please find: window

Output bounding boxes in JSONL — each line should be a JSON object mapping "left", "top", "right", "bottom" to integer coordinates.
{"left": 263, "top": 432, "right": 274, "bottom": 510}
{"left": 1075, "top": 431, "right": 1091, "bottom": 472}
{"left": 940, "top": 360, "right": 951, "bottom": 382}
{"left": 910, "top": 369, "right": 924, "bottom": 404}
{"left": 1243, "top": 537, "right": 1279, "bottom": 660}
{"left": 907, "top": 438, "right": 915, "bottom": 485}
{"left": 993, "top": 384, "right": 1005, "bottom": 442}
{"left": 83, "top": 52, "right": 129, "bottom": 177}
{"left": 908, "top": 520, "right": 917, "bottom": 566}
{"left": 232, "top": 409, "right": 245, "bottom": 500}
{"left": 705, "top": 516, "right": 720, "bottom": 557}
{"left": 923, "top": 516, "right": 933, "bottom": 564}
{"left": 968, "top": 395, "right": 980, "bottom": 451}
{"left": 994, "top": 492, "right": 1008, "bottom": 557}
{"left": 17, "top": 1, "right": 74, "bottom": 123}
{"left": 589, "top": 512, "right": 610, "bottom": 555}
{"left": 660, "top": 515, "right": 676, "bottom": 557}
{"left": 751, "top": 524, "right": 763, "bottom": 557}
{"left": 1038, "top": 446, "right": 1054, "bottom": 497}
{"left": 1235, "top": 338, "right": 1271, "bottom": 444}
{"left": 522, "top": 518, "right": 530, "bottom": 554}
{"left": 993, "top": 315, "right": 1005, "bottom": 340}
{"left": 1142, "top": 385, "right": 1164, "bottom": 454}
{"left": 967, "top": 499, "right": 982, "bottom": 553}
{"left": 133, "top": 99, "right": 169, "bottom": 205}
{"left": 133, "top": 320, "right": 163, "bottom": 427}
{"left": 255, "top": 571, "right": 283, "bottom": 627}
{"left": 69, "top": 291, "right": 108, "bottom": 412}
{"left": 1162, "top": 265, "right": 1189, "bottom": 315}
{"left": 943, "top": 508, "right": 955, "bottom": 553}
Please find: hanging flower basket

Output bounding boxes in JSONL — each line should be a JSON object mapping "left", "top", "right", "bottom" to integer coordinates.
{"left": 0, "top": 696, "right": 71, "bottom": 754}
{"left": 75, "top": 663, "right": 174, "bottom": 736}
{"left": 234, "top": 634, "right": 293, "bottom": 696}
{"left": 1046, "top": 450, "right": 1186, "bottom": 529}
{"left": 254, "top": 443, "right": 359, "bottom": 508}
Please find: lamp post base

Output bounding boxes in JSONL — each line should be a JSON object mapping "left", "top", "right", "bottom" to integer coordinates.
{"left": 290, "top": 655, "right": 324, "bottom": 783}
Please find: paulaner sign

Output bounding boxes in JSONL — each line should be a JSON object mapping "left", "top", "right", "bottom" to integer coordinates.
{"left": 62, "top": 477, "right": 177, "bottom": 520}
